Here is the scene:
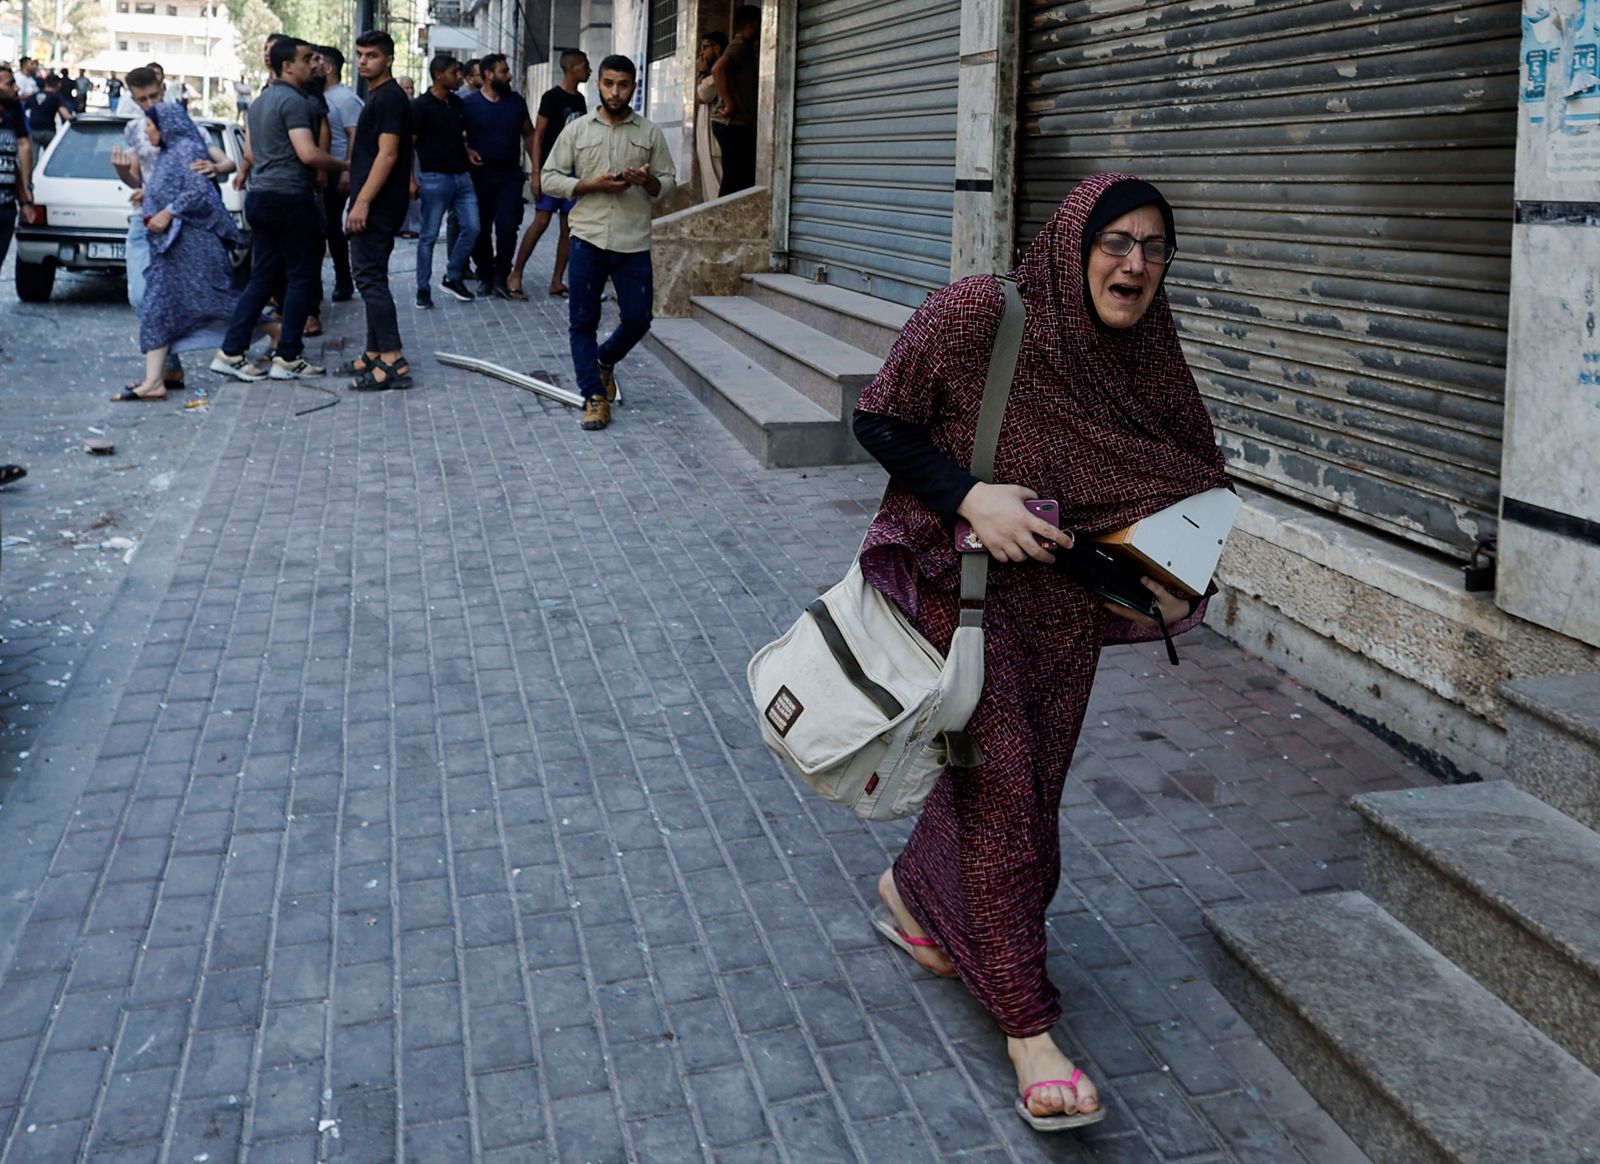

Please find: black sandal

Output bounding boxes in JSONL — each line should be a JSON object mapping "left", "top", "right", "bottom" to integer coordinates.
{"left": 350, "top": 356, "right": 413, "bottom": 392}
{"left": 111, "top": 385, "right": 166, "bottom": 401}
{"left": 0, "top": 465, "right": 26, "bottom": 486}
{"left": 337, "top": 354, "right": 376, "bottom": 376}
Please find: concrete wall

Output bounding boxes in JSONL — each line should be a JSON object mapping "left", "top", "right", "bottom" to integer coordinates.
{"left": 1498, "top": 6, "right": 1600, "bottom": 650}
{"left": 949, "top": 0, "right": 1018, "bottom": 279}
{"left": 1213, "top": 489, "right": 1599, "bottom": 780}
{"left": 579, "top": 0, "right": 613, "bottom": 71}
{"left": 652, "top": 186, "right": 772, "bottom": 316}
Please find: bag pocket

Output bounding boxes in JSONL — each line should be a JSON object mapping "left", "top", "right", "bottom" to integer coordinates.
{"left": 748, "top": 605, "right": 936, "bottom": 778}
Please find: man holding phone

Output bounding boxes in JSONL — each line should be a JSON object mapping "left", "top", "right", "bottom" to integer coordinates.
{"left": 540, "top": 54, "right": 676, "bottom": 431}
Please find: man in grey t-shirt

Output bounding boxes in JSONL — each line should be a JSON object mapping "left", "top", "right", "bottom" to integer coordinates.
{"left": 246, "top": 77, "right": 316, "bottom": 194}
{"left": 213, "top": 36, "right": 347, "bottom": 383}
{"left": 318, "top": 44, "right": 363, "bottom": 301}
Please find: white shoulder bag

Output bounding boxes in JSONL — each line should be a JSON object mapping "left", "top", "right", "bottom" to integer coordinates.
{"left": 746, "top": 279, "right": 1024, "bottom": 821}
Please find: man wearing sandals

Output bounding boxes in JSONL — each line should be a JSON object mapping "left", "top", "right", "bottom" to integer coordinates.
{"left": 540, "top": 55, "right": 675, "bottom": 431}
{"left": 342, "top": 30, "right": 415, "bottom": 392}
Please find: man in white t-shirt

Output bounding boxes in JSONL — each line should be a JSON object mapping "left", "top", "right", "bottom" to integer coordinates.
{"left": 15, "top": 58, "right": 38, "bottom": 100}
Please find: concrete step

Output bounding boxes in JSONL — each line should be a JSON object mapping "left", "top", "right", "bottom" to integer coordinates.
{"left": 644, "top": 320, "right": 868, "bottom": 469}
{"left": 740, "top": 272, "right": 912, "bottom": 361}
{"left": 689, "top": 295, "right": 883, "bottom": 418}
{"left": 1206, "top": 891, "right": 1600, "bottom": 1164}
{"left": 1502, "top": 673, "right": 1600, "bottom": 831}
{"left": 1354, "top": 780, "right": 1600, "bottom": 1074}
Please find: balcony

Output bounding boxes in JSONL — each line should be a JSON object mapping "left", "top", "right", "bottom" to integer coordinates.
{"left": 108, "top": 11, "right": 223, "bottom": 37}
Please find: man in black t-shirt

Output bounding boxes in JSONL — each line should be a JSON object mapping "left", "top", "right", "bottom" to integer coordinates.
{"left": 413, "top": 54, "right": 482, "bottom": 306}
{"left": 504, "top": 49, "right": 589, "bottom": 300}
{"left": 25, "top": 73, "right": 72, "bottom": 153}
{"left": 0, "top": 65, "right": 36, "bottom": 273}
{"left": 345, "top": 29, "right": 415, "bottom": 391}
{"left": 460, "top": 53, "right": 536, "bottom": 298}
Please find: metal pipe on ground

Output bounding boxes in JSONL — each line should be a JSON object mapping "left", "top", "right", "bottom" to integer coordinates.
{"left": 433, "top": 352, "right": 588, "bottom": 408}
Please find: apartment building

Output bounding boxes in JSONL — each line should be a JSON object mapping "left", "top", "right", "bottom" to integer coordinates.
{"left": 81, "top": 0, "right": 245, "bottom": 108}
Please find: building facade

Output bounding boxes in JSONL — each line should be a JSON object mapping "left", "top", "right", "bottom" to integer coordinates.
{"left": 498, "top": 0, "right": 1599, "bottom": 779}
{"left": 81, "top": 0, "right": 245, "bottom": 107}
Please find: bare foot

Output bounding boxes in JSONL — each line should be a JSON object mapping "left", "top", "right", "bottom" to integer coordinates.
{"left": 114, "top": 380, "right": 166, "bottom": 401}
{"left": 877, "top": 868, "right": 955, "bottom": 976}
{"left": 1008, "top": 1032, "right": 1101, "bottom": 1120}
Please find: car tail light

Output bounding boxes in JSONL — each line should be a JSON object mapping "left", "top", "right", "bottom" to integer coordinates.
{"left": 20, "top": 204, "right": 46, "bottom": 226}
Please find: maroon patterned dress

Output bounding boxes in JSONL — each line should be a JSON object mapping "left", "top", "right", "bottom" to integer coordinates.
{"left": 855, "top": 173, "right": 1230, "bottom": 1037}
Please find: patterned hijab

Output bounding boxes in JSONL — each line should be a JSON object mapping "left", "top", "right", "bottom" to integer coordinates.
{"left": 143, "top": 103, "right": 240, "bottom": 252}
{"left": 857, "top": 172, "right": 1229, "bottom": 599}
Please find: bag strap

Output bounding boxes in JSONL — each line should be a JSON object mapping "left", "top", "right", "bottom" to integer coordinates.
{"left": 958, "top": 276, "right": 1026, "bottom": 629}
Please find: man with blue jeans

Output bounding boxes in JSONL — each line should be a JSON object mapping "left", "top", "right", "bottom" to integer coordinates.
{"left": 411, "top": 54, "right": 480, "bottom": 307}
{"left": 540, "top": 55, "right": 675, "bottom": 431}
{"left": 213, "top": 37, "right": 346, "bottom": 382}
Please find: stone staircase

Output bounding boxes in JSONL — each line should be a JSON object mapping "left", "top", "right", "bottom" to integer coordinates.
{"left": 645, "top": 273, "right": 911, "bottom": 468}
{"left": 1207, "top": 674, "right": 1600, "bottom": 1163}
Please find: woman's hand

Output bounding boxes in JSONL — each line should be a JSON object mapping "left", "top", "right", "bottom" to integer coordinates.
{"left": 956, "top": 483, "right": 1074, "bottom": 563}
{"left": 1104, "top": 577, "right": 1192, "bottom": 627}
{"left": 145, "top": 208, "right": 173, "bottom": 234}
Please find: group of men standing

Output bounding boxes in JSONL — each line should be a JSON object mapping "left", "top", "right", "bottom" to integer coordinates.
{"left": 207, "top": 33, "right": 416, "bottom": 389}
{"left": 404, "top": 46, "right": 675, "bottom": 431}
{"left": 0, "top": 24, "right": 693, "bottom": 430}
{"left": 411, "top": 47, "right": 588, "bottom": 306}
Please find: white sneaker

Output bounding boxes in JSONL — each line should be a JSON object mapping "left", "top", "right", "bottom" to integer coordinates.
{"left": 269, "top": 354, "right": 326, "bottom": 380}
{"left": 210, "top": 351, "right": 267, "bottom": 382}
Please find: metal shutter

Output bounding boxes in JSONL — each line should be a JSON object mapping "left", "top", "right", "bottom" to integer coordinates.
{"left": 787, "top": 0, "right": 960, "bottom": 307}
{"left": 1018, "top": 0, "right": 1518, "bottom": 559}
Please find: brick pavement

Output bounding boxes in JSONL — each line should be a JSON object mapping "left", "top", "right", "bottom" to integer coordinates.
{"left": 0, "top": 238, "right": 1431, "bottom": 1163}
{"left": 0, "top": 260, "right": 228, "bottom": 811}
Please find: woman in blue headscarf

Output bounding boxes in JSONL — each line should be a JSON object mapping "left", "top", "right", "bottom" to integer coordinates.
{"left": 115, "top": 103, "right": 253, "bottom": 400}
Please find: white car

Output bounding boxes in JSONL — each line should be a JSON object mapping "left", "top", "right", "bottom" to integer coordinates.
{"left": 15, "top": 112, "right": 249, "bottom": 302}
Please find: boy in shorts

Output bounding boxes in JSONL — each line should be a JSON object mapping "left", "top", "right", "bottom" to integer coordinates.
{"left": 503, "top": 49, "right": 590, "bottom": 299}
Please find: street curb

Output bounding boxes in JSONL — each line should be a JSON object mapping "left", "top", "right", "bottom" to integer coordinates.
{"left": 0, "top": 384, "right": 248, "bottom": 981}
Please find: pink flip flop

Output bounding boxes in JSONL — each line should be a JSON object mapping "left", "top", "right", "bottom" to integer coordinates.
{"left": 1016, "top": 1068, "right": 1106, "bottom": 1131}
{"left": 870, "top": 906, "right": 957, "bottom": 978}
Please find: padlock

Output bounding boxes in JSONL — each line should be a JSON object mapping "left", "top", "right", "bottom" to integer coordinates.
{"left": 1462, "top": 537, "right": 1496, "bottom": 592}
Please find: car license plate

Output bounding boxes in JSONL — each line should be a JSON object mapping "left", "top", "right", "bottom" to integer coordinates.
{"left": 87, "top": 242, "right": 125, "bottom": 260}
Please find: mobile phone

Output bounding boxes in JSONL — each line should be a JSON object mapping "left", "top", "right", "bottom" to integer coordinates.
{"left": 953, "top": 498, "right": 1060, "bottom": 554}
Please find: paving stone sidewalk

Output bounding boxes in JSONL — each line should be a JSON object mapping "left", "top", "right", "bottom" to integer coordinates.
{"left": 0, "top": 242, "right": 1431, "bottom": 1163}
{"left": 0, "top": 261, "right": 229, "bottom": 810}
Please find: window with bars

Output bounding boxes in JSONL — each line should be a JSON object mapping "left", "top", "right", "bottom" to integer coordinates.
{"left": 647, "top": 0, "right": 677, "bottom": 62}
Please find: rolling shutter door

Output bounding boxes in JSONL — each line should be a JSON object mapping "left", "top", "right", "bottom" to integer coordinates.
{"left": 1018, "top": 1, "right": 1517, "bottom": 559}
{"left": 787, "top": 0, "right": 960, "bottom": 307}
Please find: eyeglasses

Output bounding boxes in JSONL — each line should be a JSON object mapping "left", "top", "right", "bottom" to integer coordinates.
{"left": 1094, "top": 231, "right": 1176, "bottom": 265}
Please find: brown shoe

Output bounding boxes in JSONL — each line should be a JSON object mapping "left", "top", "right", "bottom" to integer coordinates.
{"left": 580, "top": 396, "right": 611, "bottom": 430}
{"left": 598, "top": 361, "right": 620, "bottom": 405}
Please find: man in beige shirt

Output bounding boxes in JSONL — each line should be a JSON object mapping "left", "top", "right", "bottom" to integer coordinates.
{"left": 541, "top": 54, "right": 676, "bottom": 431}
